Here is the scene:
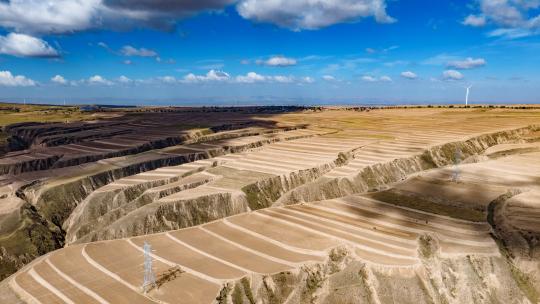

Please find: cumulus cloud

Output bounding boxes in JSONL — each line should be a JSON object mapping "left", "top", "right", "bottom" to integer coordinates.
{"left": 236, "top": 72, "right": 267, "bottom": 83}
{"left": 182, "top": 70, "right": 230, "bottom": 83}
{"left": 0, "top": 0, "right": 397, "bottom": 37}
{"left": 117, "top": 75, "right": 132, "bottom": 83}
{"left": 121, "top": 45, "right": 157, "bottom": 57}
{"left": 443, "top": 70, "right": 464, "bottom": 80}
{"left": 103, "top": 0, "right": 235, "bottom": 29}
{"left": 0, "top": 33, "right": 59, "bottom": 58}
{"left": 301, "top": 76, "right": 315, "bottom": 83}
{"left": 258, "top": 56, "right": 297, "bottom": 67}
{"left": 88, "top": 75, "right": 113, "bottom": 85}
{"left": 422, "top": 54, "right": 460, "bottom": 66}
{"left": 273, "top": 75, "right": 295, "bottom": 83}
{"left": 158, "top": 76, "right": 178, "bottom": 84}
{"left": 361, "top": 76, "right": 378, "bottom": 82}
{"left": 481, "top": 0, "right": 525, "bottom": 27}
{"left": 237, "top": 0, "right": 395, "bottom": 30}
{"left": 400, "top": 71, "right": 417, "bottom": 80}
{"left": 0, "top": 0, "right": 235, "bottom": 35}
{"left": 462, "top": 14, "right": 487, "bottom": 27}
{"left": 0, "top": 70, "right": 36, "bottom": 86}
{"left": 447, "top": 57, "right": 487, "bottom": 69}
{"left": 0, "top": 0, "right": 101, "bottom": 34}
{"left": 322, "top": 75, "right": 336, "bottom": 81}
{"left": 103, "top": 0, "right": 235, "bottom": 14}
{"left": 463, "top": 0, "right": 540, "bottom": 37}
{"left": 51, "top": 75, "right": 67, "bottom": 84}
{"left": 362, "top": 75, "right": 392, "bottom": 82}
{"left": 235, "top": 72, "right": 297, "bottom": 84}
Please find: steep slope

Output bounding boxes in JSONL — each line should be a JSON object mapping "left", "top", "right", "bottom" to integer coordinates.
{"left": 62, "top": 125, "right": 539, "bottom": 244}
{"left": 0, "top": 121, "right": 314, "bottom": 280}
{"left": 1, "top": 193, "right": 515, "bottom": 304}
{"left": 2, "top": 106, "right": 540, "bottom": 290}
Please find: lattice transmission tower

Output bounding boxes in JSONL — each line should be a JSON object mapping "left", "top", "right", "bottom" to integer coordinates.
{"left": 142, "top": 241, "right": 156, "bottom": 293}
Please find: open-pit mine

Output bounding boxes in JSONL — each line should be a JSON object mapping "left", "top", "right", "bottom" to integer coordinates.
{"left": 0, "top": 105, "right": 539, "bottom": 304}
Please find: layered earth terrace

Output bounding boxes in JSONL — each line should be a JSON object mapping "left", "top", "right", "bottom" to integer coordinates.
{"left": 0, "top": 106, "right": 539, "bottom": 303}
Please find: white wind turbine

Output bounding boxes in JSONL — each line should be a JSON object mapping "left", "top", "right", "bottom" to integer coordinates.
{"left": 465, "top": 85, "right": 473, "bottom": 106}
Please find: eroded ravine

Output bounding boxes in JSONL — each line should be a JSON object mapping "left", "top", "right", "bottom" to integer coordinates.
{"left": 3, "top": 139, "right": 540, "bottom": 304}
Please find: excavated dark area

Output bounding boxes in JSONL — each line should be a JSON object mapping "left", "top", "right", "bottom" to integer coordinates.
{"left": 0, "top": 107, "right": 304, "bottom": 175}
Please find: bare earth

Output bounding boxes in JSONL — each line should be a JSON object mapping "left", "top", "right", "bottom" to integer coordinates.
{"left": 1, "top": 105, "right": 540, "bottom": 303}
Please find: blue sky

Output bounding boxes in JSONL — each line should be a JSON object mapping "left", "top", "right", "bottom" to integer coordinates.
{"left": 0, "top": 0, "right": 539, "bottom": 105}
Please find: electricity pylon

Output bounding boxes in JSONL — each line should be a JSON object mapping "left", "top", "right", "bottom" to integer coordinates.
{"left": 142, "top": 241, "right": 156, "bottom": 293}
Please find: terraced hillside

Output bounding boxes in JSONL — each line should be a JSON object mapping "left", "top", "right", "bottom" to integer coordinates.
{"left": 0, "top": 106, "right": 311, "bottom": 280}
{"left": 1, "top": 106, "right": 540, "bottom": 303}
{"left": 4, "top": 140, "right": 540, "bottom": 303}
{"left": 58, "top": 111, "right": 540, "bottom": 245}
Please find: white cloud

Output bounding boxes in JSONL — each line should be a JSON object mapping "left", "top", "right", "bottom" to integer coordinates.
{"left": 447, "top": 57, "right": 487, "bottom": 69}
{"left": 258, "top": 56, "right": 297, "bottom": 67}
{"left": 182, "top": 74, "right": 200, "bottom": 83}
{"left": 322, "top": 75, "right": 336, "bottom": 81}
{"left": 488, "top": 27, "right": 533, "bottom": 38}
{"left": 481, "top": 0, "right": 524, "bottom": 27}
{"left": 400, "top": 71, "right": 417, "bottom": 79}
{"left": 0, "top": 0, "right": 101, "bottom": 34}
{"left": 301, "top": 76, "right": 315, "bottom": 83}
{"left": 362, "top": 75, "right": 392, "bottom": 82}
{"left": 443, "top": 70, "right": 464, "bottom": 80}
{"left": 530, "top": 14, "right": 540, "bottom": 28}
{"left": 0, "top": 70, "right": 36, "bottom": 86}
{"left": 0, "top": 0, "right": 233, "bottom": 35}
{"left": 273, "top": 75, "right": 295, "bottom": 83}
{"left": 88, "top": 75, "right": 113, "bottom": 85}
{"left": 205, "top": 70, "right": 230, "bottom": 81}
{"left": 121, "top": 45, "right": 157, "bottom": 57}
{"left": 236, "top": 72, "right": 267, "bottom": 83}
{"left": 462, "top": 14, "right": 487, "bottom": 27}
{"left": 422, "top": 54, "right": 460, "bottom": 66}
{"left": 117, "top": 75, "right": 132, "bottom": 83}
{"left": 158, "top": 76, "right": 178, "bottom": 84}
{"left": 0, "top": 0, "right": 397, "bottom": 35}
{"left": 365, "top": 45, "right": 399, "bottom": 54}
{"left": 182, "top": 70, "right": 230, "bottom": 83}
{"left": 463, "top": 0, "right": 540, "bottom": 38}
{"left": 237, "top": 0, "right": 396, "bottom": 30}
{"left": 97, "top": 42, "right": 109, "bottom": 49}
{"left": 362, "top": 75, "right": 378, "bottom": 82}
{"left": 0, "top": 33, "right": 59, "bottom": 58}
{"left": 383, "top": 60, "right": 409, "bottom": 67}
{"left": 235, "top": 72, "right": 296, "bottom": 84}
{"left": 424, "top": 55, "right": 486, "bottom": 70}
{"left": 51, "top": 75, "right": 67, "bottom": 84}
